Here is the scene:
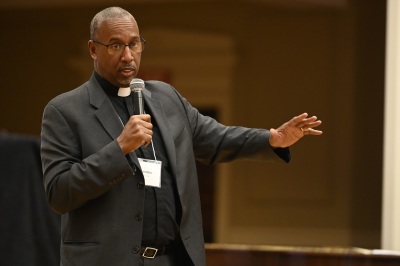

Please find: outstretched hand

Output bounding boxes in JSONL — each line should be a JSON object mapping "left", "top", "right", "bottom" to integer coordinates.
{"left": 269, "top": 113, "right": 322, "bottom": 148}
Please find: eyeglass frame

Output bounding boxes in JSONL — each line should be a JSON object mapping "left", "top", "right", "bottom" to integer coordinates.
{"left": 91, "top": 37, "right": 146, "bottom": 54}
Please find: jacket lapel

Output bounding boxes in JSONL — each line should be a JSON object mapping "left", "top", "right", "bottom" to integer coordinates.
{"left": 87, "top": 74, "right": 141, "bottom": 169}
{"left": 143, "top": 89, "right": 178, "bottom": 179}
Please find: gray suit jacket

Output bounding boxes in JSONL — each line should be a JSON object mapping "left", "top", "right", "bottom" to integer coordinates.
{"left": 41, "top": 73, "right": 289, "bottom": 266}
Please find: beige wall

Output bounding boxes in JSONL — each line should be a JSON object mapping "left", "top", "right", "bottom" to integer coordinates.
{"left": 0, "top": 0, "right": 386, "bottom": 249}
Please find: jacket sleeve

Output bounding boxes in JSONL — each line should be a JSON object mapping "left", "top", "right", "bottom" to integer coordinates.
{"left": 161, "top": 83, "right": 291, "bottom": 166}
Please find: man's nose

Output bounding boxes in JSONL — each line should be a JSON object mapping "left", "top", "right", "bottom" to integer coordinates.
{"left": 121, "top": 46, "right": 134, "bottom": 61}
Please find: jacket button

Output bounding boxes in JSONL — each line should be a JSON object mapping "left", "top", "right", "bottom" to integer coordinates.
{"left": 137, "top": 182, "right": 144, "bottom": 189}
{"left": 132, "top": 246, "right": 140, "bottom": 254}
{"left": 136, "top": 213, "right": 143, "bottom": 221}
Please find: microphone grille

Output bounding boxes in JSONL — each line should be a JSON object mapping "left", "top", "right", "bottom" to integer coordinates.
{"left": 130, "top": 78, "right": 145, "bottom": 90}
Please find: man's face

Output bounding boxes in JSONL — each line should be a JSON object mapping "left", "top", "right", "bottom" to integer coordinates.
{"left": 89, "top": 16, "right": 142, "bottom": 87}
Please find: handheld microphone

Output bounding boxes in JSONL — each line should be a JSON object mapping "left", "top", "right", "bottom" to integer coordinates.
{"left": 130, "top": 78, "right": 145, "bottom": 115}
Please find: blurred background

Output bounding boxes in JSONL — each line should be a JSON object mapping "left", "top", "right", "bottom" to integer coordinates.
{"left": 0, "top": 0, "right": 386, "bottom": 251}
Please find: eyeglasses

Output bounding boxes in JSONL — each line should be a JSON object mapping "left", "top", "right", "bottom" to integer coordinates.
{"left": 91, "top": 37, "right": 146, "bottom": 55}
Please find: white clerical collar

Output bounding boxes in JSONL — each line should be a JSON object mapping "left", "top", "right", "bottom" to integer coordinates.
{"left": 117, "top": 87, "right": 131, "bottom": 97}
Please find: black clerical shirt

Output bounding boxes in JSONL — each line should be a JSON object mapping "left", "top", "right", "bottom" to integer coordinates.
{"left": 94, "top": 72, "right": 181, "bottom": 246}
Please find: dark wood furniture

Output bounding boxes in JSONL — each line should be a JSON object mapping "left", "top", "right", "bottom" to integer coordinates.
{"left": 205, "top": 243, "right": 400, "bottom": 266}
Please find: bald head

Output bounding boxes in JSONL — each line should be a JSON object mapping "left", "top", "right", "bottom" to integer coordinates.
{"left": 90, "top": 7, "right": 135, "bottom": 39}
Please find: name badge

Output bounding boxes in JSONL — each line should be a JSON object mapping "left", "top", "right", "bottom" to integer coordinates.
{"left": 138, "top": 158, "right": 162, "bottom": 188}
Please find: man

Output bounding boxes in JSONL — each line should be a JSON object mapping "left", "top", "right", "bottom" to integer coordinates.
{"left": 41, "top": 6, "right": 322, "bottom": 266}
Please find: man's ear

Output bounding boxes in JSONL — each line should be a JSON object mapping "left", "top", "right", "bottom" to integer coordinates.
{"left": 88, "top": 40, "right": 97, "bottom": 60}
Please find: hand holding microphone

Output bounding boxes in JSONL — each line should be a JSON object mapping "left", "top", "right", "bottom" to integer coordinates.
{"left": 117, "top": 79, "right": 153, "bottom": 154}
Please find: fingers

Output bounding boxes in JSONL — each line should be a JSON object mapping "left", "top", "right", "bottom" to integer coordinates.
{"left": 118, "top": 115, "right": 153, "bottom": 154}
{"left": 299, "top": 120, "right": 322, "bottom": 130}
{"left": 130, "top": 115, "right": 153, "bottom": 144}
{"left": 292, "top": 113, "right": 309, "bottom": 124}
{"left": 302, "top": 127, "right": 323, "bottom": 136}
{"left": 293, "top": 113, "right": 323, "bottom": 136}
{"left": 128, "top": 114, "right": 153, "bottom": 130}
